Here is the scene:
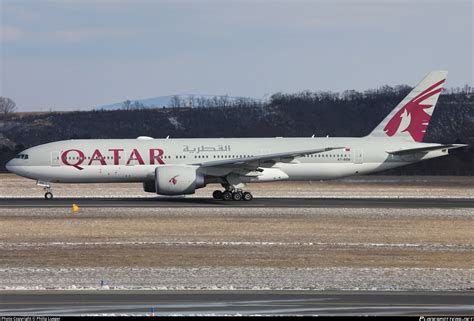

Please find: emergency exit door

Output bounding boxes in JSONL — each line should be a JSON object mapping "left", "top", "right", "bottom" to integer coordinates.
{"left": 51, "top": 151, "right": 60, "bottom": 166}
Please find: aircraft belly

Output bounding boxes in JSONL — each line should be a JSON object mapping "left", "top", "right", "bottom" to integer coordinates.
{"left": 276, "top": 163, "right": 356, "bottom": 180}
{"left": 32, "top": 166, "right": 154, "bottom": 183}
{"left": 276, "top": 162, "right": 404, "bottom": 180}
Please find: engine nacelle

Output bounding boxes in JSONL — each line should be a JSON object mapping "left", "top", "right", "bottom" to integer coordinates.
{"left": 150, "top": 165, "right": 205, "bottom": 195}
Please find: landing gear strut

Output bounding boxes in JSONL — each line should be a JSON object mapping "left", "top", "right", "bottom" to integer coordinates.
{"left": 37, "top": 181, "right": 53, "bottom": 200}
{"left": 212, "top": 188, "right": 253, "bottom": 201}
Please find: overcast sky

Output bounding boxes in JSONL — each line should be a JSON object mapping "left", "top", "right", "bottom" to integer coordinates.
{"left": 1, "top": 0, "right": 472, "bottom": 111}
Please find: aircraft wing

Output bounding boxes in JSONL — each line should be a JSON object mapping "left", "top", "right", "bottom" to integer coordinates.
{"left": 195, "top": 146, "right": 346, "bottom": 168}
{"left": 386, "top": 144, "right": 468, "bottom": 155}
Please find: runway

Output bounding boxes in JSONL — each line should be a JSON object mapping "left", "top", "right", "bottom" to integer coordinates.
{"left": 0, "top": 197, "right": 473, "bottom": 208}
{"left": 1, "top": 290, "right": 472, "bottom": 316}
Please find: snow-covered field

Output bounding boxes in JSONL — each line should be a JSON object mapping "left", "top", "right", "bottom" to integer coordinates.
{"left": 1, "top": 267, "right": 472, "bottom": 291}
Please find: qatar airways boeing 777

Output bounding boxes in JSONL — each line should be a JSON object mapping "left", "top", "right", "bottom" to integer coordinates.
{"left": 6, "top": 71, "right": 467, "bottom": 201}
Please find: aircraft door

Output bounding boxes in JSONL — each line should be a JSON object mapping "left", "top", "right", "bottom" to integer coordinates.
{"left": 51, "top": 151, "right": 60, "bottom": 166}
{"left": 354, "top": 149, "right": 363, "bottom": 164}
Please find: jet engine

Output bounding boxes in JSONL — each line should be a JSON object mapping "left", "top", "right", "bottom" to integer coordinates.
{"left": 143, "top": 165, "right": 205, "bottom": 195}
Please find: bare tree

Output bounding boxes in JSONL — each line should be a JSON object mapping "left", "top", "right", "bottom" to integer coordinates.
{"left": 0, "top": 97, "right": 17, "bottom": 116}
{"left": 219, "top": 94, "right": 229, "bottom": 107}
{"left": 131, "top": 100, "right": 145, "bottom": 109}
{"left": 168, "top": 95, "right": 181, "bottom": 108}
{"left": 187, "top": 95, "right": 196, "bottom": 108}
{"left": 196, "top": 96, "right": 209, "bottom": 108}
{"left": 121, "top": 100, "right": 132, "bottom": 110}
{"left": 212, "top": 96, "right": 220, "bottom": 107}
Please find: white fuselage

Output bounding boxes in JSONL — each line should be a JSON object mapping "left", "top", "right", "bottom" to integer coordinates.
{"left": 5, "top": 137, "right": 447, "bottom": 184}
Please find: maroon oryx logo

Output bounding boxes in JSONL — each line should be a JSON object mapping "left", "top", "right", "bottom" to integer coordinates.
{"left": 169, "top": 175, "right": 179, "bottom": 185}
{"left": 384, "top": 79, "right": 445, "bottom": 142}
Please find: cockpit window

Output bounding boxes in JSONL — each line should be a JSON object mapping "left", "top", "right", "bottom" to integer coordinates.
{"left": 15, "top": 154, "right": 28, "bottom": 159}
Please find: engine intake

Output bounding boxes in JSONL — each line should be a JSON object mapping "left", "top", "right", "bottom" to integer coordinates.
{"left": 143, "top": 165, "right": 205, "bottom": 195}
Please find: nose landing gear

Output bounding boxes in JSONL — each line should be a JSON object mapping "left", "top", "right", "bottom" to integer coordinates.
{"left": 37, "top": 181, "right": 53, "bottom": 200}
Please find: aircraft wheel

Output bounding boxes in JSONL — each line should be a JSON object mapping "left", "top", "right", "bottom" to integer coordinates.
{"left": 44, "top": 192, "right": 53, "bottom": 200}
{"left": 222, "top": 191, "right": 233, "bottom": 201}
{"left": 212, "top": 190, "right": 223, "bottom": 199}
{"left": 243, "top": 192, "right": 253, "bottom": 201}
{"left": 232, "top": 192, "right": 242, "bottom": 201}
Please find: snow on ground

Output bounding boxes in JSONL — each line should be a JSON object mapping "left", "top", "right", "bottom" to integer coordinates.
{"left": 0, "top": 241, "right": 471, "bottom": 251}
{"left": 1, "top": 267, "right": 472, "bottom": 291}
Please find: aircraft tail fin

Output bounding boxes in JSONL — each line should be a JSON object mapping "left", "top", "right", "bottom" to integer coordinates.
{"left": 369, "top": 70, "right": 448, "bottom": 142}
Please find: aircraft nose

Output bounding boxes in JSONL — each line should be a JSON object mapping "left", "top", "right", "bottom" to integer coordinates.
{"left": 5, "top": 159, "right": 15, "bottom": 173}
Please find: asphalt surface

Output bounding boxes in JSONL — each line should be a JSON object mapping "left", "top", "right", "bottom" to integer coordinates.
{"left": 0, "top": 197, "right": 473, "bottom": 208}
{"left": 0, "top": 291, "right": 472, "bottom": 316}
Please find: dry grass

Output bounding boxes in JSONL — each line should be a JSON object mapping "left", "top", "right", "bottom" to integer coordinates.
{"left": 0, "top": 207, "right": 472, "bottom": 269}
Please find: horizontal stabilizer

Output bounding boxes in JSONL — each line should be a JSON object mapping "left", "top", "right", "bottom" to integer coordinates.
{"left": 386, "top": 144, "right": 468, "bottom": 155}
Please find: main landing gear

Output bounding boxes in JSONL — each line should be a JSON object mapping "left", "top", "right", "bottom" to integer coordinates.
{"left": 212, "top": 189, "right": 253, "bottom": 201}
